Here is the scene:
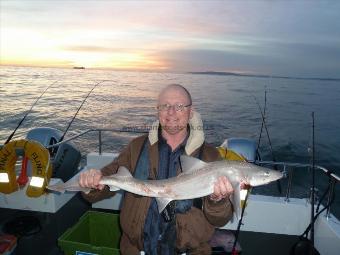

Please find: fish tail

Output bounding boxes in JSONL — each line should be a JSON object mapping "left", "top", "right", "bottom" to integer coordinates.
{"left": 46, "top": 184, "right": 66, "bottom": 193}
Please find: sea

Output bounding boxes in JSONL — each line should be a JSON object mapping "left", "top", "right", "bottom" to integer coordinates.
{"left": 0, "top": 65, "right": 339, "bottom": 218}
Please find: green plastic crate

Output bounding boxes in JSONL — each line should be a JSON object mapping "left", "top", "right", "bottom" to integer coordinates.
{"left": 58, "top": 211, "right": 121, "bottom": 255}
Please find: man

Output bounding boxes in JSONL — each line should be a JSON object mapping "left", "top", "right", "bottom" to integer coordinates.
{"left": 80, "top": 84, "right": 234, "bottom": 254}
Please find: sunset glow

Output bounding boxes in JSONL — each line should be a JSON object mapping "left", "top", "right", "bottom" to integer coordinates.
{"left": 1, "top": 1, "right": 340, "bottom": 77}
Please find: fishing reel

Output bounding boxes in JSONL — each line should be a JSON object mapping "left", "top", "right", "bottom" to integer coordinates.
{"left": 26, "top": 127, "right": 81, "bottom": 182}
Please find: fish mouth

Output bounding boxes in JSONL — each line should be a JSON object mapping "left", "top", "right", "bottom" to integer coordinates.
{"left": 275, "top": 171, "right": 284, "bottom": 180}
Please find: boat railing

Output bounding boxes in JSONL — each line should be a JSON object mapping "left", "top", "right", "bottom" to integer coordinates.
{"left": 45, "top": 128, "right": 148, "bottom": 154}
{"left": 255, "top": 160, "right": 339, "bottom": 219}
{"left": 44, "top": 128, "right": 339, "bottom": 218}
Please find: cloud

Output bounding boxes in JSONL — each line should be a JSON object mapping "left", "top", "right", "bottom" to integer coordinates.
{"left": 159, "top": 48, "right": 272, "bottom": 72}
{"left": 158, "top": 39, "right": 340, "bottom": 78}
{"left": 63, "top": 45, "right": 119, "bottom": 53}
{"left": 2, "top": 1, "right": 340, "bottom": 78}
{"left": 62, "top": 45, "right": 159, "bottom": 54}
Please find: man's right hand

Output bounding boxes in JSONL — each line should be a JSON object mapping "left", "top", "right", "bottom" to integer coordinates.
{"left": 79, "top": 169, "right": 105, "bottom": 190}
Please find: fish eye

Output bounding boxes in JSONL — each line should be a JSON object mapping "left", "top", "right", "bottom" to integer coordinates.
{"left": 264, "top": 171, "right": 270, "bottom": 177}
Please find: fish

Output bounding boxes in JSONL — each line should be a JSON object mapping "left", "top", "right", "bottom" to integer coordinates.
{"left": 47, "top": 155, "right": 283, "bottom": 217}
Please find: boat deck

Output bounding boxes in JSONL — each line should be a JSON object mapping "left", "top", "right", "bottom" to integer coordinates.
{"left": 1, "top": 152, "right": 339, "bottom": 255}
{"left": 0, "top": 194, "right": 90, "bottom": 255}
{"left": 0, "top": 208, "right": 300, "bottom": 255}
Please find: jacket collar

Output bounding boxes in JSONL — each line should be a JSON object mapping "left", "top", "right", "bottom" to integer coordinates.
{"left": 148, "top": 111, "right": 205, "bottom": 155}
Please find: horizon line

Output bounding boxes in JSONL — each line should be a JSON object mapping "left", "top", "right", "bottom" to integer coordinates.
{"left": 1, "top": 64, "right": 340, "bottom": 81}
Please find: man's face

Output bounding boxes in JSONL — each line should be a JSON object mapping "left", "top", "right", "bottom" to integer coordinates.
{"left": 157, "top": 88, "right": 192, "bottom": 136}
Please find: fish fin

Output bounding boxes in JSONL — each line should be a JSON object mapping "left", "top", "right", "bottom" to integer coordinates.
{"left": 231, "top": 182, "right": 241, "bottom": 220}
{"left": 46, "top": 181, "right": 92, "bottom": 194}
{"left": 46, "top": 184, "right": 66, "bottom": 193}
{"left": 66, "top": 185, "right": 91, "bottom": 193}
{"left": 179, "top": 155, "right": 207, "bottom": 173}
{"left": 156, "top": 198, "right": 173, "bottom": 213}
{"left": 108, "top": 185, "right": 120, "bottom": 192}
{"left": 115, "top": 166, "right": 133, "bottom": 178}
{"left": 81, "top": 187, "right": 92, "bottom": 194}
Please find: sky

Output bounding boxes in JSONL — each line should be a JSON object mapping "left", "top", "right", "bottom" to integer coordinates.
{"left": 1, "top": 0, "right": 340, "bottom": 78}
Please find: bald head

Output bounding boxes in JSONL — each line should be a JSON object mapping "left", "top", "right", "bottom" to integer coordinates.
{"left": 158, "top": 84, "right": 192, "bottom": 106}
{"left": 157, "top": 84, "right": 193, "bottom": 137}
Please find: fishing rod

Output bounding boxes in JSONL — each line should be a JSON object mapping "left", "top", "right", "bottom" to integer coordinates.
{"left": 231, "top": 187, "right": 251, "bottom": 255}
{"left": 58, "top": 80, "right": 104, "bottom": 143}
{"left": 256, "top": 76, "right": 271, "bottom": 152}
{"left": 291, "top": 113, "right": 321, "bottom": 255}
{"left": 253, "top": 94, "right": 276, "bottom": 161}
{"left": 4, "top": 80, "right": 58, "bottom": 145}
{"left": 300, "top": 178, "right": 335, "bottom": 240}
{"left": 253, "top": 93, "right": 282, "bottom": 194}
{"left": 310, "top": 112, "right": 316, "bottom": 246}
{"left": 256, "top": 88, "right": 267, "bottom": 153}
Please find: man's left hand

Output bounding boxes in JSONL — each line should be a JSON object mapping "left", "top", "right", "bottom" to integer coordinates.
{"left": 210, "top": 176, "right": 234, "bottom": 202}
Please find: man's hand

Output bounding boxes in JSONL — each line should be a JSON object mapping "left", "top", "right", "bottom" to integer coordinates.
{"left": 210, "top": 177, "right": 249, "bottom": 202}
{"left": 210, "top": 176, "right": 234, "bottom": 202}
{"left": 79, "top": 169, "right": 105, "bottom": 190}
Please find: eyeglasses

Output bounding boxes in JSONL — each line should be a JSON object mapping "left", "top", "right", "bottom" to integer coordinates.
{"left": 157, "top": 103, "right": 192, "bottom": 112}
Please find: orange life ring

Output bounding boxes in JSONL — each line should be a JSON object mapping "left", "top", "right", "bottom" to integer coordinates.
{"left": 0, "top": 139, "right": 52, "bottom": 197}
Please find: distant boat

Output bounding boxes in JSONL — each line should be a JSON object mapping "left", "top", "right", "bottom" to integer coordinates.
{"left": 73, "top": 66, "right": 85, "bottom": 69}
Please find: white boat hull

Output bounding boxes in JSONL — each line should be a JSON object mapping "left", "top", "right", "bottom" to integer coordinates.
{"left": 89, "top": 152, "right": 340, "bottom": 255}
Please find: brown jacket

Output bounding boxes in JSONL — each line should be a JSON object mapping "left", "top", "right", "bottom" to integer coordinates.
{"left": 83, "top": 113, "right": 233, "bottom": 254}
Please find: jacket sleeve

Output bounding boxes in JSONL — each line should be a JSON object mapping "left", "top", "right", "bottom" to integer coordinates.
{"left": 201, "top": 143, "right": 234, "bottom": 227}
{"left": 81, "top": 144, "right": 132, "bottom": 203}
